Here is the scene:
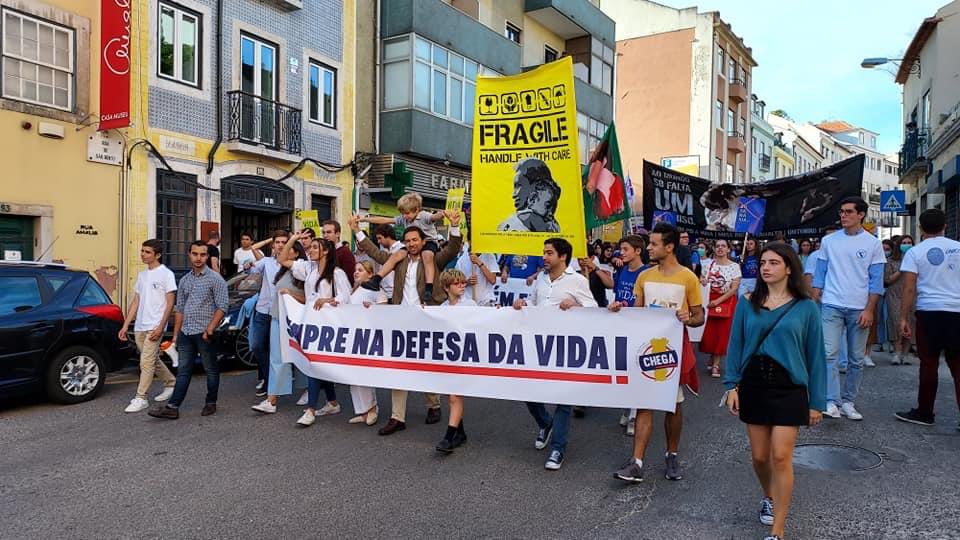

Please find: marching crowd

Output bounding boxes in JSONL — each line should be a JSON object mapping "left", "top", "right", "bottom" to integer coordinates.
{"left": 116, "top": 191, "right": 960, "bottom": 540}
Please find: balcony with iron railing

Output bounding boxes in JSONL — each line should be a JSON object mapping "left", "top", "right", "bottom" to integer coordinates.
{"left": 898, "top": 127, "right": 930, "bottom": 185}
{"left": 759, "top": 153, "right": 771, "bottom": 172}
{"left": 227, "top": 90, "right": 302, "bottom": 159}
{"left": 728, "top": 78, "right": 747, "bottom": 104}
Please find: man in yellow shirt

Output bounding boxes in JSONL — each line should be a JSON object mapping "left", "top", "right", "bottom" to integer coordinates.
{"left": 609, "top": 222, "right": 704, "bottom": 483}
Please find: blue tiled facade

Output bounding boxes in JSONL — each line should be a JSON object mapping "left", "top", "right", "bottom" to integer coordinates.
{"left": 149, "top": 0, "right": 343, "bottom": 163}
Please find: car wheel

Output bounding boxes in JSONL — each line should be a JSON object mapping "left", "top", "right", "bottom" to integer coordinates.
{"left": 46, "top": 346, "right": 106, "bottom": 404}
{"left": 234, "top": 325, "right": 256, "bottom": 369}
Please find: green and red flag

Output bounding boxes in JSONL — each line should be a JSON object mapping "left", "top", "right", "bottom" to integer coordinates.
{"left": 582, "top": 123, "right": 630, "bottom": 229}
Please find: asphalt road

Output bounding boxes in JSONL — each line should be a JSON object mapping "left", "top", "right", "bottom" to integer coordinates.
{"left": 2, "top": 350, "right": 959, "bottom": 539}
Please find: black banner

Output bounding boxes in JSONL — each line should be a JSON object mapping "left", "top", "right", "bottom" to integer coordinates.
{"left": 642, "top": 154, "right": 865, "bottom": 239}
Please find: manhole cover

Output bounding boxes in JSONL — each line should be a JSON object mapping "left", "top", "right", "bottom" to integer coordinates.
{"left": 793, "top": 444, "right": 883, "bottom": 472}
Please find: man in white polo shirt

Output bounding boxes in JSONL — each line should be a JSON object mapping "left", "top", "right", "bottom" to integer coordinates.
{"left": 895, "top": 209, "right": 960, "bottom": 428}
{"left": 812, "top": 196, "right": 885, "bottom": 421}
{"left": 513, "top": 237, "right": 597, "bottom": 471}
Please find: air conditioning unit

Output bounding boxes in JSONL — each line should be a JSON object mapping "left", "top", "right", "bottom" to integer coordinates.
{"left": 271, "top": 0, "right": 302, "bottom": 10}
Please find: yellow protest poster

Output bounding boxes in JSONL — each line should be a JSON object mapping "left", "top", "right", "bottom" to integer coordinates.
{"left": 471, "top": 57, "right": 585, "bottom": 258}
{"left": 295, "top": 209, "right": 321, "bottom": 235}
{"left": 444, "top": 187, "right": 465, "bottom": 224}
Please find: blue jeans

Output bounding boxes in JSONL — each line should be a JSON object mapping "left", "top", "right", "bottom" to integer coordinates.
{"left": 526, "top": 402, "right": 571, "bottom": 454}
{"left": 306, "top": 378, "right": 337, "bottom": 409}
{"left": 169, "top": 332, "right": 219, "bottom": 408}
{"left": 250, "top": 311, "right": 271, "bottom": 387}
{"left": 822, "top": 305, "right": 869, "bottom": 405}
{"left": 267, "top": 317, "right": 308, "bottom": 396}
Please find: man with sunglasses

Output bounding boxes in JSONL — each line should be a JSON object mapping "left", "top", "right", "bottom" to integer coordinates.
{"left": 812, "top": 197, "right": 885, "bottom": 421}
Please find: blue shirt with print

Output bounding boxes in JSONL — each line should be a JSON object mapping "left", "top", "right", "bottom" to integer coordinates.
{"left": 613, "top": 264, "right": 650, "bottom": 306}
{"left": 741, "top": 255, "right": 759, "bottom": 279}
{"left": 501, "top": 255, "right": 544, "bottom": 279}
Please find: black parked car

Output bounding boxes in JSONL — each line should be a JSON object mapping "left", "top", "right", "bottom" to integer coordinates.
{"left": 0, "top": 262, "right": 133, "bottom": 404}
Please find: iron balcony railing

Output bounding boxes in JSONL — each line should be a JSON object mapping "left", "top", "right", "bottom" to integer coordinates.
{"left": 899, "top": 127, "right": 930, "bottom": 175}
{"left": 759, "top": 153, "right": 771, "bottom": 171}
{"left": 228, "top": 90, "right": 302, "bottom": 155}
{"left": 727, "top": 130, "right": 745, "bottom": 139}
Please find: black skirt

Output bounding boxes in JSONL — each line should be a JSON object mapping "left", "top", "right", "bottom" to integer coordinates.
{"left": 738, "top": 355, "right": 809, "bottom": 426}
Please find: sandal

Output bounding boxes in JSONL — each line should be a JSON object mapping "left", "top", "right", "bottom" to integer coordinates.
{"left": 710, "top": 365, "right": 721, "bottom": 378}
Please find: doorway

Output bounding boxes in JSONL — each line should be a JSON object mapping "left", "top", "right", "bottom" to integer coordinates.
{"left": 0, "top": 216, "right": 34, "bottom": 261}
{"left": 220, "top": 175, "right": 294, "bottom": 276}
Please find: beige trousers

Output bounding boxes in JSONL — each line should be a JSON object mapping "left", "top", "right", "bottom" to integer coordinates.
{"left": 134, "top": 331, "right": 176, "bottom": 399}
{"left": 390, "top": 390, "right": 441, "bottom": 422}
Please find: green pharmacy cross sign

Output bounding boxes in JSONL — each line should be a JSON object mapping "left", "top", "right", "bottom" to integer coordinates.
{"left": 384, "top": 161, "right": 413, "bottom": 199}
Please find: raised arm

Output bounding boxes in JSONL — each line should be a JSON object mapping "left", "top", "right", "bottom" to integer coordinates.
{"left": 250, "top": 237, "right": 274, "bottom": 261}
{"left": 349, "top": 214, "right": 390, "bottom": 264}
{"left": 278, "top": 232, "right": 303, "bottom": 268}
{"left": 360, "top": 215, "right": 395, "bottom": 225}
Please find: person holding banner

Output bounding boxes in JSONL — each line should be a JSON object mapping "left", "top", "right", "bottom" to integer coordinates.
{"left": 435, "top": 269, "right": 478, "bottom": 454}
{"left": 350, "top": 211, "right": 464, "bottom": 435}
{"left": 611, "top": 222, "right": 704, "bottom": 483}
{"left": 279, "top": 234, "right": 352, "bottom": 427}
{"left": 723, "top": 242, "right": 825, "bottom": 540}
{"left": 344, "top": 261, "right": 388, "bottom": 426}
{"left": 453, "top": 239, "right": 498, "bottom": 305}
{"left": 700, "top": 239, "right": 741, "bottom": 378}
{"left": 513, "top": 238, "right": 598, "bottom": 471}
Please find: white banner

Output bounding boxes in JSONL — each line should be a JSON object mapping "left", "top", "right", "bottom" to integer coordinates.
{"left": 279, "top": 296, "right": 684, "bottom": 412}
{"left": 486, "top": 277, "right": 534, "bottom": 306}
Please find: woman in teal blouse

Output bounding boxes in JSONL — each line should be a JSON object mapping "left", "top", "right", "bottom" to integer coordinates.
{"left": 723, "top": 243, "right": 826, "bottom": 540}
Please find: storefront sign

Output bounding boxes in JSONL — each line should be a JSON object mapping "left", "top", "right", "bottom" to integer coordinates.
{"left": 87, "top": 131, "right": 123, "bottom": 166}
{"left": 159, "top": 135, "right": 196, "bottom": 157}
{"left": 99, "top": 0, "right": 131, "bottom": 130}
{"left": 431, "top": 174, "right": 471, "bottom": 193}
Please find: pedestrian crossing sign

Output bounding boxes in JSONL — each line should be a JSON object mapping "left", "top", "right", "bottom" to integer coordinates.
{"left": 880, "top": 190, "right": 905, "bottom": 213}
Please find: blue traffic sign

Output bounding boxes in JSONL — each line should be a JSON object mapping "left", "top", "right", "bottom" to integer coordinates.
{"left": 880, "top": 190, "right": 906, "bottom": 214}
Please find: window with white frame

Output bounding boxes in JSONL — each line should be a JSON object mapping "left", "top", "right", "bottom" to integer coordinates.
{"left": 382, "top": 34, "right": 487, "bottom": 127}
{"left": 589, "top": 37, "right": 613, "bottom": 95}
{"left": 577, "top": 111, "right": 607, "bottom": 164}
{"left": 308, "top": 60, "right": 336, "bottom": 128}
{"left": 505, "top": 22, "right": 521, "bottom": 44}
{"left": 717, "top": 47, "right": 724, "bottom": 73}
{"left": 726, "top": 163, "right": 734, "bottom": 183}
{"left": 2, "top": 8, "right": 74, "bottom": 110}
{"left": 544, "top": 44, "right": 558, "bottom": 64}
{"left": 728, "top": 58, "right": 736, "bottom": 80}
{"left": 158, "top": 2, "right": 200, "bottom": 87}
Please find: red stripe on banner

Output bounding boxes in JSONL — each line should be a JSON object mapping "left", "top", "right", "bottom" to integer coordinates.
{"left": 616, "top": 375, "right": 629, "bottom": 385}
{"left": 289, "top": 339, "right": 614, "bottom": 384}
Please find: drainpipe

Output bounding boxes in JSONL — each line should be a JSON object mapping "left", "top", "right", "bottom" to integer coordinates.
{"left": 374, "top": 0, "right": 381, "bottom": 155}
{"left": 206, "top": 0, "right": 224, "bottom": 174}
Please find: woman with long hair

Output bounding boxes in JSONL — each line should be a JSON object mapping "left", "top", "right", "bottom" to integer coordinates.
{"left": 346, "top": 261, "right": 387, "bottom": 425}
{"left": 251, "top": 239, "right": 309, "bottom": 415}
{"left": 739, "top": 237, "right": 760, "bottom": 297}
{"left": 797, "top": 239, "right": 813, "bottom": 268}
{"left": 700, "top": 239, "right": 741, "bottom": 377}
{"left": 884, "top": 235, "right": 916, "bottom": 365}
{"left": 724, "top": 243, "right": 826, "bottom": 540}
{"left": 279, "top": 234, "right": 352, "bottom": 427}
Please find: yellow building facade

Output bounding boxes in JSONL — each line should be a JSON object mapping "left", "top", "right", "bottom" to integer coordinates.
{"left": 0, "top": 0, "right": 124, "bottom": 297}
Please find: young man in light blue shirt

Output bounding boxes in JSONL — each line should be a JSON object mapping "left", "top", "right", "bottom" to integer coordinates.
{"left": 812, "top": 197, "right": 885, "bottom": 421}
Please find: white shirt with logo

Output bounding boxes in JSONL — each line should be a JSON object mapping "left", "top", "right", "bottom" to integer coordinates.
{"left": 134, "top": 264, "right": 178, "bottom": 331}
{"left": 900, "top": 236, "right": 960, "bottom": 312}
{"left": 818, "top": 230, "right": 885, "bottom": 310}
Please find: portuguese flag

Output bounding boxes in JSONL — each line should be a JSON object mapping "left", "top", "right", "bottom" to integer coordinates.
{"left": 583, "top": 123, "right": 629, "bottom": 229}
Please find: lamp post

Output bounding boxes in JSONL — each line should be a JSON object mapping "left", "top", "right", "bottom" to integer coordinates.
{"left": 860, "top": 57, "right": 921, "bottom": 78}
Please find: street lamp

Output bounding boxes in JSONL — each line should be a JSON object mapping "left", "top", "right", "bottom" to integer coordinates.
{"left": 860, "top": 57, "right": 921, "bottom": 77}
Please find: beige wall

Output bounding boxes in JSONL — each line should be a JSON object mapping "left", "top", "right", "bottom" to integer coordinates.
{"left": 478, "top": 0, "right": 523, "bottom": 37}
{"left": 615, "top": 29, "right": 694, "bottom": 179}
{"left": 521, "top": 16, "right": 565, "bottom": 68}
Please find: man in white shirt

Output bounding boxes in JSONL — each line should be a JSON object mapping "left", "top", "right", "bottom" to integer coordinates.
{"left": 812, "top": 197, "right": 885, "bottom": 420}
{"left": 895, "top": 209, "right": 960, "bottom": 427}
{"left": 247, "top": 231, "right": 287, "bottom": 397}
{"left": 233, "top": 231, "right": 261, "bottom": 272}
{"left": 119, "top": 239, "right": 178, "bottom": 413}
{"left": 454, "top": 239, "right": 498, "bottom": 305}
{"left": 512, "top": 238, "right": 598, "bottom": 471}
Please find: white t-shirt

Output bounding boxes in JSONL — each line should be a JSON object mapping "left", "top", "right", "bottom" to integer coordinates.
{"left": 234, "top": 248, "right": 258, "bottom": 270}
{"left": 704, "top": 260, "right": 741, "bottom": 293}
{"left": 382, "top": 241, "right": 405, "bottom": 299}
{"left": 455, "top": 245, "right": 499, "bottom": 305}
{"left": 803, "top": 249, "right": 821, "bottom": 275}
{"left": 818, "top": 229, "right": 885, "bottom": 310}
{"left": 402, "top": 259, "right": 421, "bottom": 306}
{"left": 441, "top": 297, "right": 478, "bottom": 306}
{"left": 350, "top": 286, "right": 388, "bottom": 306}
{"left": 291, "top": 260, "right": 352, "bottom": 306}
{"left": 134, "top": 264, "right": 177, "bottom": 331}
{"left": 900, "top": 236, "right": 960, "bottom": 312}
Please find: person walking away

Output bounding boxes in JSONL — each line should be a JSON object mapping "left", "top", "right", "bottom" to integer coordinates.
{"left": 148, "top": 241, "right": 229, "bottom": 419}
{"left": 884, "top": 236, "right": 916, "bottom": 365}
{"left": 343, "top": 261, "right": 387, "bottom": 425}
{"left": 119, "top": 239, "right": 178, "bottom": 413}
{"left": 436, "top": 269, "right": 478, "bottom": 453}
{"left": 724, "top": 243, "right": 825, "bottom": 540}
{"left": 206, "top": 231, "right": 221, "bottom": 274}
{"left": 739, "top": 237, "right": 760, "bottom": 297}
{"left": 350, "top": 211, "right": 464, "bottom": 434}
{"left": 812, "top": 197, "right": 885, "bottom": 420}
{"left": 895, "top": 209, "right": 960, "bottom": 428}
{"left": 700, "top": 239, "right": 741, "bottom": 378}
{"left": 251, "top": 238, "right": 310, "bottom": 414}
{"left": 513, "top": 238, "right": 598, "bottom": 470}
{"left": 611, "top": 222, "right": 704, "bottom": 483}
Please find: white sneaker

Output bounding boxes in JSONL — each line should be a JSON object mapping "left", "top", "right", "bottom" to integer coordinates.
{"left": 863, "top": 356, "right": 876, "bottom": 367}
{"left": 619, "top": 413, "right": 629, "bottom": 427}
{"left": 824, "top": 403, "right": 841, "bottom": 419}
{"left": 296, "top": 390, "right": 309, "bottom": 406}
{"left": 154, "top": 387, "right": 175, "bottom": 402}
{"left": 626, "top": 422, "right": 635, "bottom": 436}
{"left": 317, "top": 402, "right": 341, "bottom": 416}
{"left": 296, "top": 409, "right": 316, "bottom": 427}
{"left": 840, "top": 402, "right": 863, "bottom": 421}
{"left": 124, "top": 397, "right": 149, "bottom": 413}
{"left": 252, "top": 399, "right": 277, "bottom": 414}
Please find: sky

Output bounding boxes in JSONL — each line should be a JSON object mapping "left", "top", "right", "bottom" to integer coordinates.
{"left": 655, "top": 0, "right": 945, "bottom": 155}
